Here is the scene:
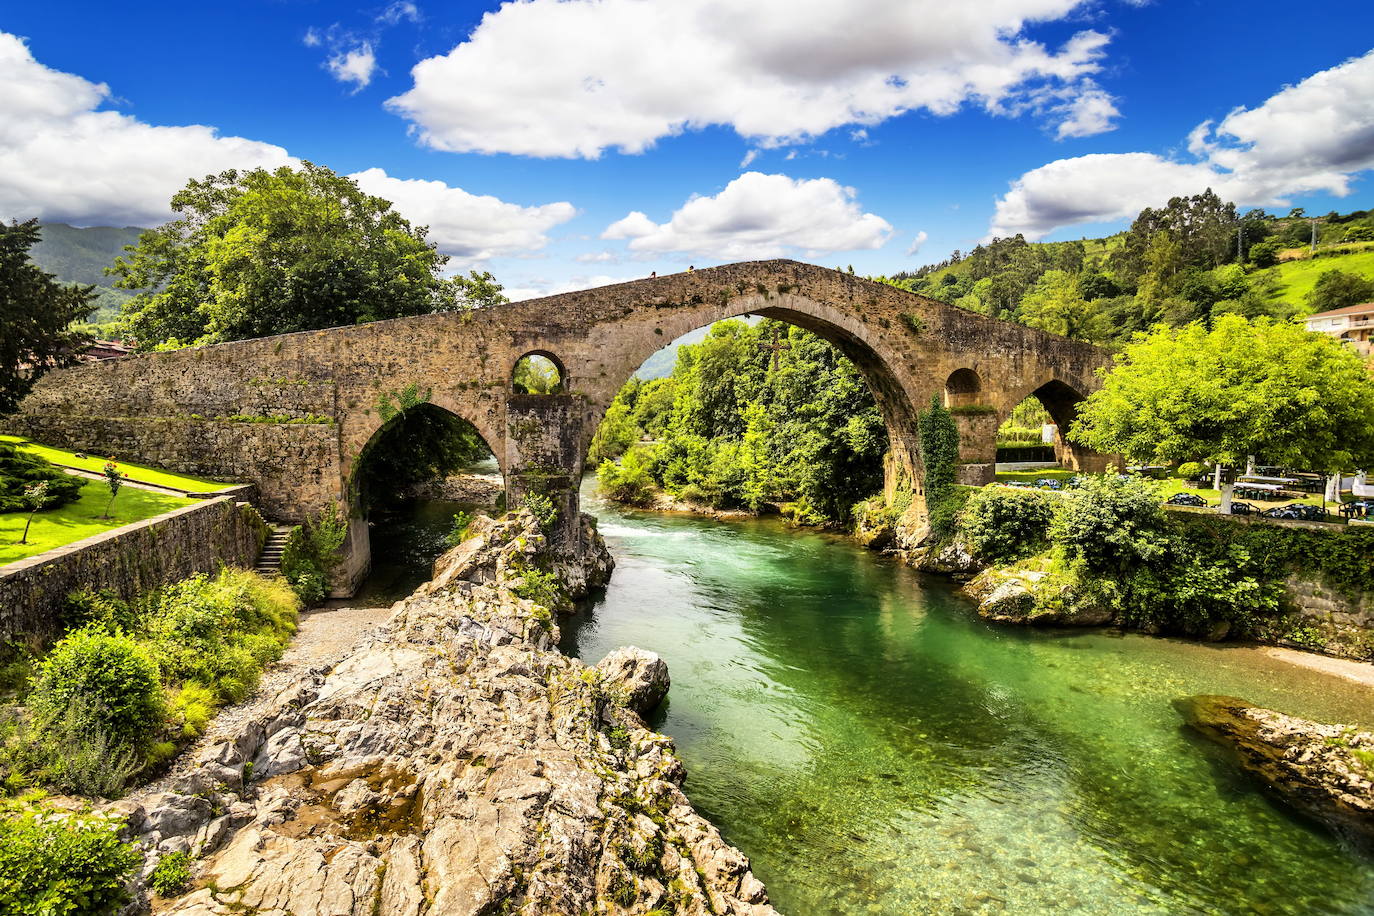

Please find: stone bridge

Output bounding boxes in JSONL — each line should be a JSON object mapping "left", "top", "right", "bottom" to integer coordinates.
{"left": 9, "top": 260, "right": 1111, "bottom": 592}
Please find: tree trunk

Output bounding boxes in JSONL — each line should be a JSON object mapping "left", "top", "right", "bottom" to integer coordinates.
{"left": 19, "top": 512, "right": 34, "bottom": 544}
{"left": 1219, "top": 480, "right": 1234, "bottom": 514}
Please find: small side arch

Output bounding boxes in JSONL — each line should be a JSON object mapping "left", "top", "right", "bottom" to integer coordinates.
{"left": 512, "top": 350, "right": 567, "bottom": 394}
{"left": 944, "top": 368, "right": 983, "bottom": 409}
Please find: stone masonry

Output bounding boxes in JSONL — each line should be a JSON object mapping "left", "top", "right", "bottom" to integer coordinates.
{"left": 7, "top": 260, "right": 1112, "bottom": 593}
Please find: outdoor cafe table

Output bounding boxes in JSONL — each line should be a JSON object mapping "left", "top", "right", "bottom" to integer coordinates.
{"left": 1238, "top": 475, "right": 1297, "bottom": 485}
{"left": 1237, "top": 482, "right": 1284, "bottom": 492}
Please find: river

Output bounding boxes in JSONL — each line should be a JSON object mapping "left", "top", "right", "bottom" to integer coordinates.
{"left": 365, "top": 485, "right": 1374, "bottom": 915}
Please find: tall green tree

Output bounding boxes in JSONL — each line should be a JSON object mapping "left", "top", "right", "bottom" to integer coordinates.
{"left": 111, "top": 162, "right": 491, "bottom": 348}
{"left": 1305, "top": 269, "right": 1374, "bottom": 313}
{"left": 1069, "top": 316, "right": 1374, "bottom": 510}
{"left": 0, "top": 220, "right": 97, "bottom": 414}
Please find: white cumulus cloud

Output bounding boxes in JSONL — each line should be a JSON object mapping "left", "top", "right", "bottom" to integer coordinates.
{"left": 906, "top": 230, "right": 929, "bottom": 256}
{"left": 0, "top": 33, "right": 578, "bottom": 265}
{"left": 0, "top": 32, "right": 295, "bottom": 226}
{"left": 601, "top": 172, "right": 892, "bottom": 259}
{"left": 387, "top": 0, "right": 1118, "bottom": 158}
{"left": 990, "top": 48, "right": 1374, "bottom": 239}
{"left": 350, "top": 168, "right": 576, "bottom": 262}
{"left": 326, "top": 42, "right": 378, "bottom": 91}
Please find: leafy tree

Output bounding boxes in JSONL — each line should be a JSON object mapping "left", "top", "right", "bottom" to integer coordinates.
{"left": 1017, "top": 270, "right": 1092, "bottom": 339}
{"left": 1069, "top": 316, "right": 1374, "bottom": 510}
{"left": 111, "top": 163, "right": 468, "bottom": 347}
{"left": 0, "top": 220, "right": 97, "bottom": 414}
{"left": 512, "top": 355, "right": 562, "bottom": 394}
{"left": 1114, "top": 189, "right": 1239, "bottom": 279}
{"left": 0, "top": 443, "right": 83, "bottom": 511}
{"left": 445, "top": 269, "right": 509, "bottom": 311}
{"left": 1305, "top": 269, "right": 1374, "bottom": 313}
{"left": 99, "top": 463, "right": 126, "bottom": 519}
{"left": 917, "top": 395, "right": 961, "bottom": 533}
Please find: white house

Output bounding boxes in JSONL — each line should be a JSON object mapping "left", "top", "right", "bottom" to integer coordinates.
{"left": 1303, "top": 302, "right": 1374, "bottom": 356}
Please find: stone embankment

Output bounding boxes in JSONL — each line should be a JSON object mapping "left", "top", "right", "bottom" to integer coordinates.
{"left": 406, "top": 473, "right": 504, "bottom": 506}
{"left": 117, "top": 510, "right": 776, "bottom": 915}
{"left": 1178, "top": 695, "right": 1374, "bottom": 850}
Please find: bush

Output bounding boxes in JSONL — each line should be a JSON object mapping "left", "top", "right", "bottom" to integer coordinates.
{"left": 37, "top": 697, "right": 143, "bottom": 797}
{"left": 0, "top": 444, "right": 83, "bottom": 513}
{"left": 521, "top": 491, "right": 558, "bottom": 531}
{"left": 0, "top": 802, "right": 140, "bottom": 916}
{"left": 958, "top": 487, "right": 1056, "bottom": 562}
{"left": 62, "top": 591, "right": 141, "bottom": 635}
{"left": 512, "top": 567, "right": 568, "bottom": 613}
{"left": 28, "top": 630, "right": 162, "bottom": 752}
{"left": 143, "top": 569, "right": 298, "bottom": 705}
{"left": 148, "top": 850, "right": 193, "bottom": 896}
{"left": 597, "top": 449, "right": 657, "bottom": 506}
{"left": 279, "top": 509, "right": 347, "bottom": 605}
{"left": 1176, "top": 461, "right": 1206, "bottom": 480}
{"left": 1049, "top": 475, "right": 1173, "bottom": 576}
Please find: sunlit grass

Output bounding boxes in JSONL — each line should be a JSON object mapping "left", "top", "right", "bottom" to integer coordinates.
{"left": 0, "top": 478, "right": 194, "bottom": 566}
{"left": 0, "top": 435, "right": 231, "bottom": 492}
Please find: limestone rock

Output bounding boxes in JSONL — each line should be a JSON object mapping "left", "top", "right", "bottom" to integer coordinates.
{"left": 1178, "top": 695, "right": 1374, "bottom": 849}
{"left": 120, "top": 510, "right": 772, "bottom": 916}
{"left": 597, "top": 647, "right": 670, "bottom": 717}
{"left": 963, "top": 569, "right": 1113, "bottom": 627}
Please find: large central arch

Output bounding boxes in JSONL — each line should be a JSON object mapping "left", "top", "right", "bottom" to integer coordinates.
{"left": 7, "top": 260, "right": 1113, "bottom": 595}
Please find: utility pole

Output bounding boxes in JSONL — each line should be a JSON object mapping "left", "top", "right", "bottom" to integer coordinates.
{"left": 1311, "top": 218, "right": 1319, "bottom": 254}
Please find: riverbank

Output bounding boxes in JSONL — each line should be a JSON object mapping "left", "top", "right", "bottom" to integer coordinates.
{"left": 118, "top": 510, "right": 776, "bottom": 915}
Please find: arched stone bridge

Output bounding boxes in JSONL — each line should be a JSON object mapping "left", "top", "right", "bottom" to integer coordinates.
{"left": 9, "top": 260, "right": 1111, "bottom": 592}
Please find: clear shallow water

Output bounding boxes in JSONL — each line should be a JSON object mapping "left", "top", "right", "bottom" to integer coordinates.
{"left": 363, "top": 488, "right": 1374, "bottom": 915}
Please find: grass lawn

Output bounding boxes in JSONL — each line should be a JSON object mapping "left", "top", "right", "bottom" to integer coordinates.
{"left": 0, "top": 435, "right": 232, "bottom": 492}
{"left": 1267, "top": 248, "right": 1374, "bottom": 310}
{"left": 0, "top": 477, "right": 195, "bottom": 566}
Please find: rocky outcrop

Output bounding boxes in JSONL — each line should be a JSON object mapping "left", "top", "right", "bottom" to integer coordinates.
{"left": 596, "top": 648, "right": 670, "bottom": 718}
{"left": 908, "top": 537, "right": 982, "bottom": 579}
{"left": 962, "top": 568, "right": 1112, "bottom": 627}
{"left": 1178, "top": 695, "right": 1374, "bottom": 850}
{"left": 120, "top": 510, "right": 774, "bottom": 915}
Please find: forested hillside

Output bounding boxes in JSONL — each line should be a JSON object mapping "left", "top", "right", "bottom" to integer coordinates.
{"left": 27, "top": 223, "right": 146, "bottom": 324}
{"left": 878, "top": 193, "right": 1374, "bottom": 347}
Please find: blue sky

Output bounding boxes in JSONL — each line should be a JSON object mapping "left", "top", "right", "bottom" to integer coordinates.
{"left": 3, "top": 1, "right": 1373, "bottom": 300}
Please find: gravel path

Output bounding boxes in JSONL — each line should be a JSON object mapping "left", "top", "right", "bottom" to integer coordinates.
{"left": 141, "top": 601, "right": 394, "bottom": 794}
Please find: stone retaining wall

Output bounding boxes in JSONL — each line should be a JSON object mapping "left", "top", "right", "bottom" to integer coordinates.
{"left": 8, "top": 414, "right": 339, "bottom": 522}
{"left": 0, "top": 496, "right": 266, "bottom": 643}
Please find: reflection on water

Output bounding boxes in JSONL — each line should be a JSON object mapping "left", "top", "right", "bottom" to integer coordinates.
{"left": 563, "top": 486, "right": 1374, "bottom": 916}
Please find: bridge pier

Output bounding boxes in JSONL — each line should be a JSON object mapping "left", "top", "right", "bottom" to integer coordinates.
{"left": 505, "top": 393, "right": 587, "bottom": 560}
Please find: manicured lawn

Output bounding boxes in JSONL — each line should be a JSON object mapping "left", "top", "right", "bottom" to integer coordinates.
{"left": 0, "top": 435, "right": 232, "bottom": 492}
{"left": 0, "top": 478, "right": 194, "bottom": 566}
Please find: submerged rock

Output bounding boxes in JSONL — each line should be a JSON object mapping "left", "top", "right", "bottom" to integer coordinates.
{"left": 1177, "top": 695, "right": 1374, "bottom": 849}
{"left": 124, "top": 510, "right": 773, "bottom": 915}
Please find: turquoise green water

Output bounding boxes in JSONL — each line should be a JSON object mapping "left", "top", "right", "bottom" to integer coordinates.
{"left": 559, "top": 492, "right": 1374, "bottom": 916}
{"left": 364, "top": 490, "right": 1374, "bottom": 914}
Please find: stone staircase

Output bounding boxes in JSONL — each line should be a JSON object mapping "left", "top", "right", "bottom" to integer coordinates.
{"left": 254, "top": 525, "right": 293, "bottom": 576}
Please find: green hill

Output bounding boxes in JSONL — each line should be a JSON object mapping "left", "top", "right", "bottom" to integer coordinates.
{"left": 1268, "top": 247, "right": 1374, "bottom": 309}
{"left": 27, "top": 223, "right": 148, "bottom": 324}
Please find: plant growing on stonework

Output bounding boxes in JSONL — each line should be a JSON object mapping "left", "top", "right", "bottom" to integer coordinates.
{"left": 148, "top": 851, "right": 194, "bottom": 896}
{"left": 279, "top": 508, "right": 348, "bottom": 605}
{"left": 376, "top": 382, "right": 432, "bottom": 423}
{"left": 99, "top": 462, "right": 126, "bottom": 519}
{"left": 444, "top": 511, "right": 473, "bottom": 548}
{"left": 918, "top": 395, "right": 961, "bottom": 534}
{"left": 521, "top": 492, "right": 558, "bottom": 532}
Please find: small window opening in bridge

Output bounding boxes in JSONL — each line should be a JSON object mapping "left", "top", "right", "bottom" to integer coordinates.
{"left": 943, "top": 368, "right": 983, "bottom": 409}
{"left": 512, "top": 352, "right": 565, "bottom": 394}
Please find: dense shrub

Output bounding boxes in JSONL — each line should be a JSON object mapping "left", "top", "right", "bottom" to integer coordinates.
{"left": 0, "top": 802, "right": 140, "bottom": 915}
{"left": 143, "top": 569, "right": 298, "bottom": 704}
{"left": 28, "top": 630, "right": 162, "bottom": 751}
{"left": 959, "top": 487, "right": 1056, "bottom": 562}
{"left": 597, "top": 449, "right": 657, "bottom": 506}
{"left": 918, "top": 397, "right": 962, "bottom": 535}
{"left": 443, "top": 511, "right": 473, "bottom": 548}
{"left": 0, "top": 443, "right": 83, "bottom": 512}
{"left": 1049, "top": 475, "right": 1174, "bottom": 576}
{"left": 1176, "top": 461, "right": 1206, "bottom": 480}
{"left": 521, "top": 491, "right": 559, "bottom": 532}
{"left": 280, "top": 509, "right": 347, "bottom": 605}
